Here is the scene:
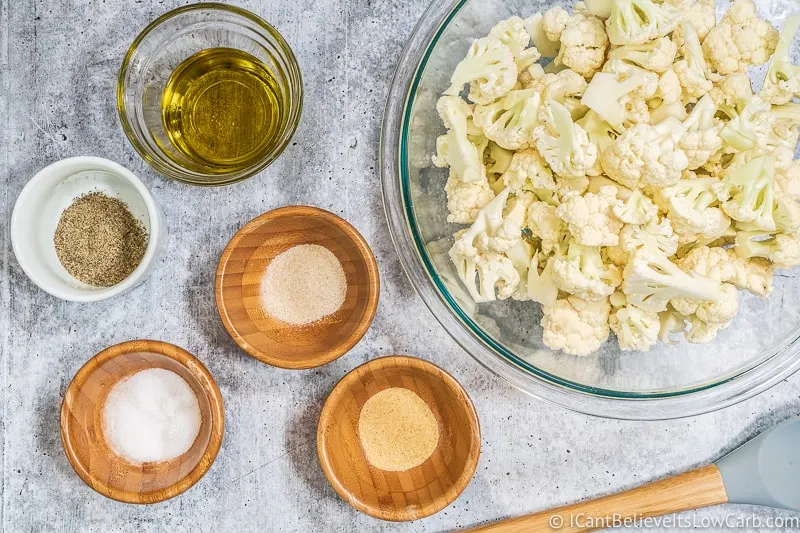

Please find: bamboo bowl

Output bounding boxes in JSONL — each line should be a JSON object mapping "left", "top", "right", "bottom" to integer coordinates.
{"left": 60, "top": 340, "right": 224, "bottom": 504}
{"left": 215, "top": 206, "right": 380, "bottom": 369}
{"left": 317, "top": 356, "right": 481, "bottom": 521}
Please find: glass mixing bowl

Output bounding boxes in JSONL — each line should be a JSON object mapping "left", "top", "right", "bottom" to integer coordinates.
{"left": 381, "top": 0, "right": 800, "bottom": 419}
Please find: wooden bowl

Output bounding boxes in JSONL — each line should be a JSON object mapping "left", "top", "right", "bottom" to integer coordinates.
{"left": 317, "top": 355, "right": 481, "bottom": 521}
{"left": 60, "top": 340, "right": 224, "bottom": 504}
{"left": 215, "top": 206, "right": 380, "bottom": 369}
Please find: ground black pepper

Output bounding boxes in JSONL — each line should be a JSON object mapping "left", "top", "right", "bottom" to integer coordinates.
{"left": 54, "top": 192, "right": 149, "bottom": 287}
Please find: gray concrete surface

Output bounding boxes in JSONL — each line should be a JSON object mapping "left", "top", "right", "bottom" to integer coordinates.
{"left": 2, "top": 0, "right": 800, "bottom": 532}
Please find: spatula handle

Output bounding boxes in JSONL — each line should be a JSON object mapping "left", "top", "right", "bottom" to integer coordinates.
{"left": 466, "top": 464, "right": 729, "bottom": 533}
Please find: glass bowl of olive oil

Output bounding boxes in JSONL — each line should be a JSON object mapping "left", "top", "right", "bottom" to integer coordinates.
{"left": 118, "top": 4, "right": 303, "bottom": 186}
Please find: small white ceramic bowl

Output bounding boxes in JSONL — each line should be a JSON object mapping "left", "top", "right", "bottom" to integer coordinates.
{"left": 11, "top": 157, "right": 166, "bottom": 302}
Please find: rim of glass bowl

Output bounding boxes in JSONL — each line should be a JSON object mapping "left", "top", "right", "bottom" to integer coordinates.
{"left": 380, "top": 0, "right": 800, "bottom": 420}
{"left": 117, "top": 3, "right": 304, "bottom": 186}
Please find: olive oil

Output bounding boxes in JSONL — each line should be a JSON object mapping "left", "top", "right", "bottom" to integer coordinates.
{"left": 160, "top": 48, "right": 284, "bottom": 174}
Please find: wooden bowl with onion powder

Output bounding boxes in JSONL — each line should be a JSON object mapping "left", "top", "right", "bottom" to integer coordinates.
{"left": 215, "top": 206, "right": 380, "bottom": 369}
{"left": 317, "top": 356, "right": 481, "bottom": 521}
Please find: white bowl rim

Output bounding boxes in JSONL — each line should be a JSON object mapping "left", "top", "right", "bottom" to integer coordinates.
{"left": 11, "top": 156, "right": 163, "bottom": 302}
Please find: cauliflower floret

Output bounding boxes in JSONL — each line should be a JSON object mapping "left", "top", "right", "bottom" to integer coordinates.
{"left": 479, "top": 194, "right": 528, "bottom": 253}
{"left": 581, "top": 67, "right": 654, "bottom": 131}
{"left": 531, "top": 69, "right": 589, "bottom": 120}
{"left": 449, "top": 188, "right": 509, "bottom": 254}
{"left": 735, "top": 231, "right": 800, "bottom": 269}
{"left": 776, "top": 161, "right": 800, "bottom": 201}
{"left": 672, "top": 244, "right": 773, "bottom": 296}
{"left": 613, "top": 189, "right": 657, "bottom": 225}
{"left": 605, "top": 0, "right": 680, "bottom": 46}
{"left": 773, "top": 196, "right": 800, "bottom": 234}
{"left": 608, "top": 37, "right": 677, "bottom": 74}
{"left": 541, "top": 295, "right": 611, "bottom": 356}
{"left": 761, "top": 15, "right": 800, "bottom": 105}
{"left": 534, "top": 100, "right": 598, "bottom": 179}
{"left": 610, "top": 305, "right": 660, "bottom": 351}
{"left": 527, "top": 251, "right": 559, "bottom": 306}
{"left": 526, "top": 201, "right": 566, "bottom": 251}
{"left": 604, "top": 246, "right": 630, "bottom": 268}
{"left": 449, "top": 190, "right": 525, "bottom": 301}
{"left": 501, "top": 148, "right": 556, "bottom": 194}
{"left": 677, "top": 245, "right": 738, "bottom": 282}
{"left": 670, "top": 0, "right": 715, "bottom": 51}
{"left": 505, "top": 238, "right": 537, "bottom": 300}
{"left": 576, "top": 111, "right": 618, "bottom": 175}
{"left": 484, "top": 142, "right": 515, "bottom": 192}
{"left": 676, "top": 283, "right": 739, "bottom": 343}
{"left": 679, "top": 95, "right": 723, "bottom": 170}
{"left": 659, "top": 307, "right": 688, "bottom": 343}
{"left": 649, "top": 98, "right": 688, "bottom": 125}
{"left": 600, "top": 118, "right": 688, "bottom": 189}
{"left": 555, "top": 186, "right": 622, "bottom": 246}
{"left": 673, "top": 22, "right": 713, "bottom": 101}
{"left": 489, "top": 16, "right": 541, "bottom": 75}
{"left": 445, "top": 173, "right": 496, "bottom": 224}
{"left": 433, "top": 96, "right": 487, "bottom": 183}
{"left": 555, "top": 12, "right": 609, "bottom": 79}
{"left": 445, "top": 37, "right": 518, "bottom": 105}
{"left": 657, "top": 177, "right": 731, "bottom": 240}
{"left": 542, "top": 6, "right": 570, "bottom": 42}
{"left": 708, "top": 73, "right": 753, "bottom": 118}
{"left": 525, "top": 13, "right": 561, "bottom": 58}
{"left": 474, "top": 89, "right": 541, "bottom": 150}
{"left": 726, "top": 250, "right": 774, "bottom": 297}
{"left": 653, "top": 68, "right": 682, "bottom": 106}
{"left": 620, "top": 217, "right": 680, "bottom": 257}
{"left": 552, "top": 241, "right": 622, "bottom": 301}
{"left": 719, "top": 96, "right": 772, "bottom": 153}
{"left": 622, "top": 249, "right": 722, "bottom": 312}
{"left": 458, "top": 252, "right": 520, "bottom": 302}
{"left": 685, "top": 314, "right": 731, "bottom": 344}
{"left": 701, "top": 0, "right": 778, "bottom": 76}
{"left": 713, "top": 156, "right": 775, "bottom": 231}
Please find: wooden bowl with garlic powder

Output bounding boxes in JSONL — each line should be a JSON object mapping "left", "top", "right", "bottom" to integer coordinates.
{"left": 317, "top": 355, "right": 481, "bottom": 521}
{"left": 215, "top": 206, "right": 380, "bottom": 369}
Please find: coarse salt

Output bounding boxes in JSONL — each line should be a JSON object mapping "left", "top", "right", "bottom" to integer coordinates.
{"left": 102, "top": 368, "right": 201, "bottom": 464}
{"left": 260, "top": 244, "right": 347, "bottom": 325}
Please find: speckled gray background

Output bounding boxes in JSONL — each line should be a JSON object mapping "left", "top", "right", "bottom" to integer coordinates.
{"left": 2, "top": 0, "right": 800, "bottom": 532}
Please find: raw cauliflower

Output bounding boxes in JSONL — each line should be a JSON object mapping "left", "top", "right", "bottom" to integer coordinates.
{"left": 610, "top": 305, "right": 660, "bottom": 351}
{"left": 555, "top": 12, "right": 609, "bottom": 79}
{"left": 435, "top": 0, "right": 800, "bottom": 357}
{"left": 541, "top": 7, "right": 570, "bottom": 42}
{"left": 701, "top": 0, "right": 778, "bottom": 76}
{"left": 670, "top": 0, "right": 715, "bottom": 51}
{"left": 526, "top": 201, "right": 566, "bottom": 252}
{"left": 474, "top": 89, "right": 541, "bottom": 150}
{"left": 555, "top": 185, "right": 623, "bottom": 246}
{"left": 674, "top": 22, "right": 713, "bottom": 101}
{"left": 534, "top": 100, "right": 598, "bottom": 179}
{"left": 541, "top": 295, "right": 611, "bottom": 356}
{"left": 501, "top": 148, "right": 556, "bottom": 193}
{"left": 445, "top": 37, "right": 518, "bottom": 105}
{"left": 600, "top": 118, "right": 688, "bottom": 189}
{"left": 679, "top": 95, "right": 723, "bottom": 170}
{"left": 608, "top": 37, "right": 677, "bottom": 74}
{"left": 445, "top": 173, "right": 496, "bottom": 224}
{"left": 552, "top": 241, "right": 622, "bottom": 301}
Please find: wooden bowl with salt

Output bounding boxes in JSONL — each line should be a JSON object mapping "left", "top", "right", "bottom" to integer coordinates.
{"left": 60, "top": 340, "right": 224, "bottom": 504}
{"left": 215, "top": 206, "right": 380, "bottom": 369}
{"left": 317, "top": 355, "right": 481, "bottom": 521}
